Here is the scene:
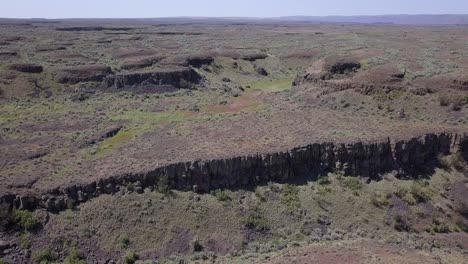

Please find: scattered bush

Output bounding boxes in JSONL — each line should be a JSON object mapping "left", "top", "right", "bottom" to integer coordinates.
{"left": 32, "top": 248, "right": 58, "bottom": 264}
{"left": 403, "top": 195, "right": 417, "bottom": 206}
{"left": 456, "top": 219, "right": 468, "bottom": 233}
{"left": 457, "top": 203, "right": 468, "bottom": 219}
{"left": 452, "top": 101, "right": 462, "bottom": 111}
{"left": 317, "top": 176, "right": 331, "bottom": 185}
{"left": 243, "top": 211, "right": 269, "bottom": 232}
{"left": 394, "top": 187, "right": 408, "bottom": 199}
{"left": 20, "top": 233, "right": 31, "bottom": 249}
{"left": 370, "top": 191, "right": 391, "bottom": 208}
{"left": 12, "top": 210, "right": 40, "bottom": 232}
{"left": 439, "top": 153, "right": 465, "bottom": 171}
{"left": 342, "top": 177, "right": 362, "bottom": 191}
{"left": 157, "top": 175, "right": 170, "bottom": 194}
{"left": 282, "top": 184, "right": 300, "bottom": 211}
{"left": 432, "top": 218, "right": 451, "bottom": 233}
{"left": 410, "top": 182, "right": 432, "bottom": 203}
{"left": 121, "top": 236, "right": 130, "bottom": 249}
{"left": 124, "top": 251, "right": 139, "bottom": 264}
{"left": 192, "top": 239, "right": 203, "bottom": 252}
{"left": 268, "top": 182, "right": 281, "bottom": 193}
{"left": 64, "top": 248, "right": 86, "bottom": 264}
{"left": 393, "top": 215, "right": 411, "bottom": 232}
{"left": 439, "top": 94, "right": 450, "bottom": 106}
{"left": 254, "top": 189, "right": 266, "bottom": 202}
{"left": 211, "top": 190, "right": 231, "bottom": 202}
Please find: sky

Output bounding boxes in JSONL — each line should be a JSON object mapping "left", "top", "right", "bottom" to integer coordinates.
{"left": 2, "top": 0, "right": 468, "bottom": 19}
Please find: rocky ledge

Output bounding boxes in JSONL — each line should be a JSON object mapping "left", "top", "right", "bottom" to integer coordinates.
{"left": 1, "top": 132, "right": 466, "bottom": 213}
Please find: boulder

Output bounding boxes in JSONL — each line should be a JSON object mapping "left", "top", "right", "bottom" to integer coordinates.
{"left": 9, "top": 63, "right": 43, "bottom": 73}
{"left": 256, "top": 67, "right": 268, "bottom": 76}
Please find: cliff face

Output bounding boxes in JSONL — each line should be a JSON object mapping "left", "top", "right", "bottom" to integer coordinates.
{"left": 1, "top": 133, "right": 465, "bottom": 213}
{"left": 104, "top": 68, "right": 202, "bottom": 89}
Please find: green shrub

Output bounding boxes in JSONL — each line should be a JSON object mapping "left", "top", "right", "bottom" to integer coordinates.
{"left": 124, "top": 251, "right": 139, "bottom": 264}
{"left": 410, "top": 182, "right": 432, "bottom": 203}
{"left": 394, "top": 187, "right": 408, "bottom": 199}
{"left": 254, "top": 189, "right": 266, "bottom": 202}
{"left": 211, "top": 189, "right": 231, "bottom": 202}
{"left": 192, "top": 239, "right": 203, "bottom": 252}
{"left": 268, "top": 182, "right": 281, "bottom": 193}
{"left": 393, "top": 215, "right": 411, "bottom": 232}
{"left": 0, "top": 258, "right": 5, "bottom": 264}
{"left": 12, "top": 210, "right": 40, "bottom": 232}
{"left": 457, "top": 203, "right": 468, "bottom": 218}
{"left": 282, "top": 184, "right": 300, "bottom": 211}
{"left": 456, "top": 219, "right": 468, "bottom": 233}
{"left": 157, "top": 174, "right": 170, "bottom": 194}
{"left": 370, "top": 191, "right": 391, "bottom": 208}
{"left": 20, "top": 233, "right": 31, "bottom": 249}
{"left": 242, "top": 212, "right": 269, "bottom": 232}
{"left": 64, "top": 248, "right": 86, "bottom": 264}
{"left": 439, "top": 153, "right": 465, "bottom": 171}
{"left": 121, "top": 235, "right": 130, "bottom": 249}
{"left": 317, "top": 176, "right": 331, "bottom": 185}
{"left": 433, "top": 223, "right": 450, "bottom": 233}
{"left": 32, "top": 248, "right": 58, "bottom": 264}
{"left": 126, "top": 182, "right": 135, "bottom": 192}
{"left": 439, "top": 94, "right": 450, "bottom": 106}
{"left": 342, "top": 177, "right": 362, "bottom": 191}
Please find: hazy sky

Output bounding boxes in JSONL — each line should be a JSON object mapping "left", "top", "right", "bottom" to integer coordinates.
{"left": 2, "top": 0, "right": 468, "bottom": 18}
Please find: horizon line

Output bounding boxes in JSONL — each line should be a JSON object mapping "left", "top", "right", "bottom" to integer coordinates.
{"left": 1, "top": 13, "right": 468, "bottom": 20}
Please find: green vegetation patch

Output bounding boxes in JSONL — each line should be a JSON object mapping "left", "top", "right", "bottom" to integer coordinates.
{"left": 32, "top": 248, "right": 58, "bottom": 264}
{"left": 12, "top": 210, "right": 40, "bottom": 232}
{"left": 211, "top": 189, "right": 231, "bottom": 202}
{"left": 281, "top": 184, "right": 301, "bottom": 212}
{"left": 246, "top": 78, "right": 293, "bottom": 92}
{"left": 243, "top": 211, "right": 270, "bottom": 232}
{"left": 95, "top": 129, "right": 137, "bottom": 156}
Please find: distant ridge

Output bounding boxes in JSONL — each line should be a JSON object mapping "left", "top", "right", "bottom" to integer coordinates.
{"left": 275, "top": 14, "right": 468, "bottom": 25}
{"left": 1, "top": 14, "right": 468, "bottom": 25}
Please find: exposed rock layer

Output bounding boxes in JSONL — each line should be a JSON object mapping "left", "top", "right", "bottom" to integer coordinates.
{"left": 104, "top": 68, "right": 202, "bottom": 89}
{"left": 0, "top": 133, "right": 466, "bottom": 213}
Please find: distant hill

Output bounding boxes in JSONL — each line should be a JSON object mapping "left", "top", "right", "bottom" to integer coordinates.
{"left": 275, "top": 15, "right": 468, "bottom": 25}
{"left": 1, "top": 14, "right": 468, "bottom": 25}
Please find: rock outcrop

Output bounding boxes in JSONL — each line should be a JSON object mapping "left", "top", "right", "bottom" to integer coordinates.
{"left": 0, "top": 133, "right": 466, "bottom": 214}
{"left": 9, "top": 63, "right": 43, "bottom": 73}
{"left": 57, "top": 65, "right": 113, "bottom": 84}
{"left": 293, "top": 56, "right": 407, "bottom": 96}
{"left": 104, "top": 67, "right": 202, "bottom": 89}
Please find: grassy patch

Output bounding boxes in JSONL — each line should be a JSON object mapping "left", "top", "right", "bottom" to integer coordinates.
{"left": 124, "top": 251, "right": 139, "bottom": 264}
{"left": 32, "top": 248, "right": 58, "bottom": 264}
{"left": 211, "top": 189, "right": 231, "bottom": 202}
{"left": 409, "top": 182, "right": 432, "bottom": 203}
{"left": 341, "top": 177, "right": 362, "bottom": 191}
{"left": 370, "top": 191, "right": 391, "bottom": 208}
{"left": 96, "top": 129, "right": 136, "bottom": 156}
{"left": 110, "top": 110, "right": 198, "bottom": 125}
{"left": 439, "top": 153, "right": 465, "bottom": 171}
{"left": 317, "top": 175, "right": 331, "bottom": 185}
{"left": 63, "top": 248, "right": 86, "bottom": 264}
{"left": 12, "top": 210, "right": 40, "bottom": 232}
{"left": 243, "top": 211, "right": 270, "bottom": 232}
{"left": 281, "top": 184, "right": 301, "bottom": 212}
{"left": 246, "top": 78, "right": 292, "bottom": 92}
